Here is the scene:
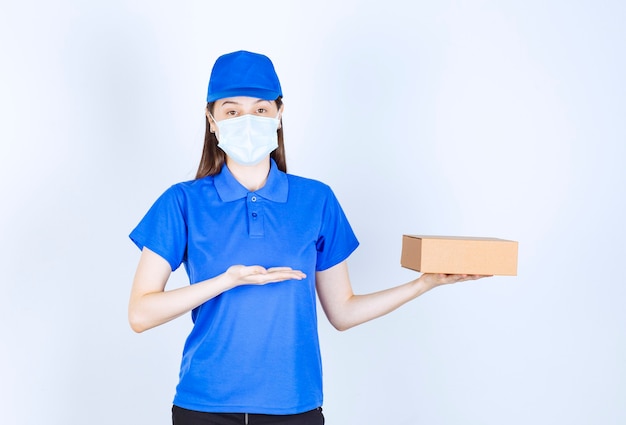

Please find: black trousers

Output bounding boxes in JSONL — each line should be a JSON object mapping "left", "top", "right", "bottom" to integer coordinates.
{"left": 172, "top": 405, "right": 325, "bottom": 425}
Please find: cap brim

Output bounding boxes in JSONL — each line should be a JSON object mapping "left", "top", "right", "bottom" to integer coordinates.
{"left": 207, "top": 87, "right": 281, "bottom": 102}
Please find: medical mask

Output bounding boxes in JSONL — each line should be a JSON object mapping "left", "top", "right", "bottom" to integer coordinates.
{"left": 212, "top": 113, "right": 280, "bottom": 166}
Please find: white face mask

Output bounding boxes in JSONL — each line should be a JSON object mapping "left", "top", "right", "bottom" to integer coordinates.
{"left": 212, "top": 113, "right": 280, "bottom": 166}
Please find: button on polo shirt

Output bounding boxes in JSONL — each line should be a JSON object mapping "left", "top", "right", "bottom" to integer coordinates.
{"left": 129, "top": 159, "right": 359, "bottom": 415}
{"left": 248, "top": 193, "right": 263, "bottom": 236}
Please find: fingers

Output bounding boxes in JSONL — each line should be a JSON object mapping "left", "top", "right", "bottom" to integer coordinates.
{"left": 421, "top": 273, "right": 492, "bottom": 288}
{"left": 262, "top": 268, "right": 306, "bottom": 281}
{"left": 247, "top": 269, "right": 306, "bottom": 285}
{"left": 228, "top": 265, "right": 306, "bottom": 286}
{"left": 266, "top": 266, "right": 297, "bottom": 272}
{"left": 440, "top": 273, "right": 491, "bottom": 283}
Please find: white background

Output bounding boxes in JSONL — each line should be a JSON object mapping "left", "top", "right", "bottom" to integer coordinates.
{"left": 1, "top": 1, "right": 624, "bottom": 424}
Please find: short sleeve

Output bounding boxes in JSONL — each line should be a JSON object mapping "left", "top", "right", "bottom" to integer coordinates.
{"left": 129, "top": 185, "right": 188, "bottom": 271}
{"left": 315, "top": 188, "right": 359, "bottom": 271}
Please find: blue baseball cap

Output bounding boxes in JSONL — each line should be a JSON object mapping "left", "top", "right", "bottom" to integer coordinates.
{"left": 206, "top": 50, "right": 283, "bottom": 102}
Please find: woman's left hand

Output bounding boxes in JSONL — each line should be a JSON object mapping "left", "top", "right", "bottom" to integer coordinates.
{"left": 418, "top": 273, "right": 491, "bottom": 291}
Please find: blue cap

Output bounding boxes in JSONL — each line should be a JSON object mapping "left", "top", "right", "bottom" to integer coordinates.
{"left": 206, "top": 50, "right": 283, "bottom": 102}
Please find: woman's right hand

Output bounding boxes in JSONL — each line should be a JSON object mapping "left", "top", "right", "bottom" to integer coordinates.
{"left": 225, "top": 265, "right": 306, "bottom": 287}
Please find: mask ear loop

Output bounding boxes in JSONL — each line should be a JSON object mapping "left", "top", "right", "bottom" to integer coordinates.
{"left": 207, "top": 112, "right": 217, "bottom": 134}
{"left": 275, "top": 112, "right": 282, "bottom": 130}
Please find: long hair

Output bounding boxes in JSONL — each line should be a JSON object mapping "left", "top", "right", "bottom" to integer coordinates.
{"left": 195, "top": 97, "right": 286, "bottom": 179}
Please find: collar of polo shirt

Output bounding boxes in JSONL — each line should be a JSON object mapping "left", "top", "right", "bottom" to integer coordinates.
{"left": 214, "top": 159, "right": 289, "bottom": 203}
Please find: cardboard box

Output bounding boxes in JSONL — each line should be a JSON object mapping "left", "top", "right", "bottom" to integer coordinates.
{"left": 401, "top": 235, "right": 518, "bottom": 276}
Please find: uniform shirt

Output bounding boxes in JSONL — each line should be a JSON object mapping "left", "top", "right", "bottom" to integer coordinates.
{"left": 129, "top": 160, "right": 359, "bottom": 414}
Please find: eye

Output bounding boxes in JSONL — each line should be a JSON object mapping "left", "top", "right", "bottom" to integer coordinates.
{"left": 256, "top": 107, "right": 268, "bottom": 114}
{"left": 225, "top": 110, "right": 239, "bottom": 117}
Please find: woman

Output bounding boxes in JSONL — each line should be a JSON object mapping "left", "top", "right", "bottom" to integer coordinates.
{"left": 129, "top": 50, "right": 484, "bottom": 425}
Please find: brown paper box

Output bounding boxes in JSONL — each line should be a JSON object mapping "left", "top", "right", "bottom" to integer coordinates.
{"left": 401, "top": 235, "right": 518, "bottom": 276}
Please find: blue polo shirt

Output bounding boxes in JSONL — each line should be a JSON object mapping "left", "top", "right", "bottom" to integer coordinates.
{"left": 129, "top": 160, "right": 359, "bottom": 414}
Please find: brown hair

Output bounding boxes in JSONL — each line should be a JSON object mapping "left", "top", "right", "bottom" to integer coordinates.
{"left": 195, "top": 97, "right": 287, "bottom": 179}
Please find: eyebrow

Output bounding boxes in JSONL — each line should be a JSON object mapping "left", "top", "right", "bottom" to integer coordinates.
{"left": 219, "top": 99, "right": 271, "bottom": 107}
